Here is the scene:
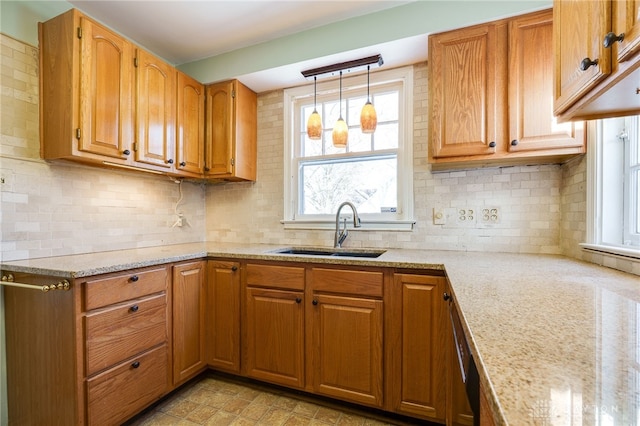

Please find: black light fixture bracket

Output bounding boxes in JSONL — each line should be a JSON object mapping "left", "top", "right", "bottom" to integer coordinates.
{"left": 301, "top": 54, "right": 383, "bottom": 79}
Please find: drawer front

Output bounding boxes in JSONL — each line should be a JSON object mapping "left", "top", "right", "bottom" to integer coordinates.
{"left": 311, "top": 268, "right": 383, "bottom": 297}
{"left": 86, "top": 294, "right": 167, "bottom": 376}
{"left": 247, "top": 263, "right": 305, "bottom": 290}
{"left": 87, "top": 344, "right": 168, "bottom": 426}
{"left": 84, "top": 266, "right": 168, "bottom": 310}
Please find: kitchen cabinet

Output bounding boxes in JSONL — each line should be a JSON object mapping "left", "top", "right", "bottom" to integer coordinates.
{"left": 554, "top": 0, "right": 640, "bottom": 121}
{"left": 429, "top": 9, "right": 585, "bottom": 171}
{"left": 206, "top": 259, "right": 241, "bottom": 373}
{"left": 4, "top": 265, "right": 171, "bottom": 425}
{"left": 244, "top": 263, "right": 305, "bottom": 388}
{"left": 176, "top": 71, "right": 205, "bottom": 177}
{"left": 308, "top": 267, "right": 384, "bottom": 408}
{"left": 204, "top": 80, "right": 257, "bottom": 181}
{"left": 172, "top": 260, "right": 206, "bottom": 386}
{"left": 388, "top": 273, "right": 447, "bottom": 422}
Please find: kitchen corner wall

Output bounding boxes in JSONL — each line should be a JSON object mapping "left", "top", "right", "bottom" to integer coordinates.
{"left": 206, "top": 62, "right": 567, "bottom": 255}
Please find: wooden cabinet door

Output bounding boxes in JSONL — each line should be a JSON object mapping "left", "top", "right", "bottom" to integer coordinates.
{"left": 429, "top": 23, "right": 503, "bottom": 159}
{"left": 310, "top": 293, "right": 383, "bottom": 408}
{"left": 206, "top": 260, "right": 241, "bottom": 373}
{"left": 172, "top": 261, "right": 206, "bottom": 386}
{"left": 553, "top": 0, "right": 611, "bottom": 114}
{"left": 244, "top": 287, "right": 305, "bottom": 388}
{"left": 390, "top": 274, "right": 446, "bottom": 422}
{"left": 176, "top": 71, "right": 204, "bottom": 176}
{"left": 79, "top": 16, "right": 134, "bottom": 160}
{"left": 508, "top": 10, "right": 584, "bottom": 153}
{"left": 613, "top": 0, "right": 640, "bottom": 62}
{"left": 205, "top": 81, "right": 234, "bottom": 176}
{"left": 135, "top": 48, "right": 176, "bottom": 169}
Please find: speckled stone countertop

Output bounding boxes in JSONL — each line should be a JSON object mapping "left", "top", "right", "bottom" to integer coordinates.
{"left": 2, "top": 242, "right": 639, "bottom": 425}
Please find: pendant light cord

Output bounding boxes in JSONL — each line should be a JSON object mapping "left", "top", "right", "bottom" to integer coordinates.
{"left": 339, "top": 71, "right": 343, "bottom": 118}
{"left": 313, "top": 76, "right": 317, "bottom": 109}
{"left": 367, "top": 65, "right": 371, "bottom": 101}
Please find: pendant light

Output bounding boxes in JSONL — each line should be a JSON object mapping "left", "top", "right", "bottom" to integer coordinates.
{"left": 332, "top": 71, "right": 348, "bottom": 148}
{"left": 360, "top": 65, "right": 377, "bottom": 133}
{"left": 306, "top": 76, "right": 322, "bottom": 140}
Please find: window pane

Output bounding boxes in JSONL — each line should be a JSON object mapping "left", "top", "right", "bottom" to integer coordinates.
{"left": 374, "top": 91, "right": 399, "bottom": 122}
{"left": 347, "top": 96, "right": 367, "bottom": 127}
{"left": 374, "top": 123, "right": 399, "bottom": 150}
{"left": 348, "top": 131, "right": 373, "bottom": 153}
{"left": 635, "top": 169, "right": 640, "bottom": 234}
{"left": 303, "top": 134, "right": 323, "bottom": 157}
{"left": 300, "top": 157, "right": 397, "bottom": 215}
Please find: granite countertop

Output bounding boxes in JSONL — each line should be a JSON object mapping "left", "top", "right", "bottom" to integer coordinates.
{"left": 2, "top": 242, "right": 639, "bottom": 425}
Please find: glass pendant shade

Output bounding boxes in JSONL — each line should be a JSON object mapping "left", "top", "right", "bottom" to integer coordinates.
{"left": 332, "top": 117, "right": 348, "bottom": 148}
{"left": 360, "top": 101, "right": 377, "bottom": 133}
{"left": 307, "top": 109, "right": 322, "bottom": 140}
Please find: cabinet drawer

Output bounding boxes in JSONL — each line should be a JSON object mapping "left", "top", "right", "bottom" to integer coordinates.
{"left": 84, "top": 266, "right": 168, "bottom": 310}
{"left": 87, "top": 344, "right": 168, "bottom": 426}
{"left": 311, "top": 268, "right": 383, "bottom": 297}
{"left": 86, "top": 294, "right": 167, "bottom": 376}
{"left": 247, "top": 263, "right": 305, "bottom": 290}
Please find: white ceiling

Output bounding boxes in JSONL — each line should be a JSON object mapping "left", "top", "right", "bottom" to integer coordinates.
{"left": 66, "top": 0, "right": 421, "bottom": 91}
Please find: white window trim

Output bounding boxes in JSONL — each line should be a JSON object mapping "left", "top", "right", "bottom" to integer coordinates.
{"left": 582, "top": 120, "right": 640, "bottom": 261}
{"left": 281, "top": 66, "right": 415, "bottom": 231}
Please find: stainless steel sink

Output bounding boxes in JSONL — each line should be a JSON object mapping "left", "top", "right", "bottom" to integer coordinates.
{"left": 273, "top": 247, "right": 386, "bottom": 258}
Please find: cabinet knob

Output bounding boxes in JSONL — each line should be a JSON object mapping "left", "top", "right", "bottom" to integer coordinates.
{"left": 295, "top": 298, "right": 302, "bottom": 304}
{"left": 312, "top": 300, "right": 318, "bottom": 306}
{"left": 603, "top": 32, "right": 624, "bottom": 48}
{"left": 123, "top": 149, "right": 130, "bottom": 156}
{"left": 167, "top": 159, "right": 174, "bottom": 164}
{"left": 443, "top": 292, "right": 451, "bottom": 301}
{"left": 488, "top": 141, "right": 496, "bottom": 148}
{"left": 131, "top": 361, "right": 140, "bottom": 369}
{"left": 130, "top": 275, "right": 139, "bottom": 282}
{"left": 231, "top": 266, "right": 238, "bottom": 272}
{"left": 130, "top": 305, "right": 139, "bottom": 313}
{"left": 204, "top": 167, "right": 210, "bottom": 172}
{"left": 511, "top": 139, "right": 519, "bottom": 146}
{"left": 180, "top": 162, "right": 186, "bottom": 167}
{"left": 580, "top": 57, "right": 599, "bottom": 71}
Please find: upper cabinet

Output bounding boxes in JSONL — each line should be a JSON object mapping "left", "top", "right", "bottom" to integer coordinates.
{"left": 429, "top": 9, "right": 585, "bottom": 171}
{"left": 554, "top": 0, "right": 640, "bottom": 121}
{"left": 176, "top": 72, "right": 205, "bottom": 177}
{"left": 205, "top": 80, "right": 257, "bottom": 182}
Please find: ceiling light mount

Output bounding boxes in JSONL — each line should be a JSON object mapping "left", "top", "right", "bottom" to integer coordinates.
{"left": 301, "top": 54, "right": 383, "bottom": 79}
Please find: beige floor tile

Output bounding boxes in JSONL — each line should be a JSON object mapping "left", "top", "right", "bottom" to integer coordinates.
{"left": 259, "top": 407, "right": 292, "bottom": 425}
{"left": 314, "top": 406, "right": 342, "bottom": 424}
{"left": 205, "top": 410, "right": 238, "bottom": 426}
{"left": 242, "top": 401, "right": 272, "bottom": 420}
{"left": 222, "top": 397, "right": 253, "bottom": 415}
{"left": 185, "top": 404, "right": 218, "bottom": 424}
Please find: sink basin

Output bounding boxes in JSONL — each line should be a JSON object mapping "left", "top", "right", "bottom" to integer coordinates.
{"left": 273, "top": 247, "right": 386, "bottom": 258}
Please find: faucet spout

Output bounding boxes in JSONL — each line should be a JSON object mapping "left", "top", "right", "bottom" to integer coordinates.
{"left": 334, "top": 202, "right": 361, "bottom": 248}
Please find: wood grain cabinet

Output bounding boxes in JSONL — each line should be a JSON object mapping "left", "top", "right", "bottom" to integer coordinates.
{"left": 205, "top": 80, "right": 257, "bottom": 181}
{"left": 244, "top": 263, "right": 306, "bottom": 389}
{"left": 429, "top": 9, "right": 584, "bottom": 170}
{"left": 172, "top": 260, "right": 207, "bottom": 386}
{"left": 553, "top": 0, "right": 640, "bottom": 121}
{"left": 176, "top": 71, "right": 205, "bottom": 177}
{"left": 206, "top": 259, "right": 242, "bottom": 373}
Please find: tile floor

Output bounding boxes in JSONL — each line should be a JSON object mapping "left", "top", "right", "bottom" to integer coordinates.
{"left": 127, "top": 373, "right": 427, "bottom": 426}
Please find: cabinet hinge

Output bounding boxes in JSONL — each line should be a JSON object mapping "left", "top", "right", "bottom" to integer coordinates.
{"left": 77, "top": 27, "right": 82, "bottom": 39}
{"left": 133, "top": 142, "right": 138, "bottom": 152}
{"left": 230, "top": 158, "right": 235, "bottom": 166}
{"left": 75, "top": 128, "right": 81, "bottom": 140}
{"left": 134, "top": 57, "right": 138, "bottom": 68}
{"left": 231, "top": 90, "right": 236, "bottom": 98}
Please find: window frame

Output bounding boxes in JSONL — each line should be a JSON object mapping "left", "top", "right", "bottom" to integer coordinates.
{"left": 282, "top": 66, "right": 415, "bottom": 231}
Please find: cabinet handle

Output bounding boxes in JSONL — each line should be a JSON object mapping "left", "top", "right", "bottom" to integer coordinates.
{"left": 488, "top": 141, "right": 496, "bottom": 148}
{"left": 130, "top": 305, "right": 139, "bottom": 313}
{"left": 511, "top": 139, "right": 519, "bottom": 146}
{"left": 580, "top": 57, "right": 599, "bottom": 71}
{"left": 231, "top": 266, "right": 238, "bottom": 272}
{"left": 443, "top": 292, "right": 451, "bottom": 301}
{"left": 123, "top": 149, "right": 130, "bottom": 156}
{"left": 130, "top": 275, "right": 139, "bottom": 282}
{"left": 131, "top": 361, "right": 140, "bottom": 369}
{"left": 295, "top": 298, "right": 302, "bottom": 304}
{"left": 603, "top": 32, "right": 624, "bottom": 48}
{"left": 166, "top": 159, "right": 174, "bottom": 164}
{"left": 312, "top": 300, "right": 318, "bottom": 306}
{"left": 180, "top": 162, "right": 186, "bottom": 167}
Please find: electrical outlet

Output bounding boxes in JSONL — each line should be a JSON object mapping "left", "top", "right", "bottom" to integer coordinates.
{"left": 456, "top": 207, "right": 476, "bottom": 226}
{"left": 479, "top": 207, "right": 500, "bottom": 225}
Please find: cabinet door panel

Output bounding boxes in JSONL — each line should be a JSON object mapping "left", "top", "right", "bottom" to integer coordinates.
{"left": 79, "top": 17, "right": 133, "bottom": 159}
{"left": 176, "top": 72, "right": 204, "bottom": 176}
{"left": 614, "top": 0, "right": 640, "bottom": 62}
{"left": 245, "top": 287, "right": 305, "bottom": 388}
{"left": 205, "top": 81, "right": 234, "bottom": 176}
{"left": 509, "top": 11, "right": 584, "bottom": 153}
{"left": 136, "top": 49, "right": 176, "bottom": 168}
{"left": 311, "top": 294, "right": 383, "bottom": 408}
{"left": 553, "top": 0, "right": 611, "bottom": 114}
{"left": 429, "top": 24, "right": 501, "bottom": 159}
{"left": 206, "top": 260, "right": 241, "bottom": 372}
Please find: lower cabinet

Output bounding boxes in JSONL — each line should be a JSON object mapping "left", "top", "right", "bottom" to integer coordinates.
{"left": 172, "top": 260, "right": 207, "bottom": 386}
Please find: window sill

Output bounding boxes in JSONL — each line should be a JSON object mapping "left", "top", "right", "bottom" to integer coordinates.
{"left": 281, "top": 219, "right": 416, "bottom": 231}
{"left": 580, "top": 243, "right": 640, "bottom": 261}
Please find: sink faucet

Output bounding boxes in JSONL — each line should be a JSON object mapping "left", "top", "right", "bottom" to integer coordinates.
{"left": 334, "top": 201, "right": 361, "bottom": 248}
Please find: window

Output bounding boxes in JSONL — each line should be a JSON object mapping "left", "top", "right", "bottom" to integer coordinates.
{"left": 585, "top": 115, "right": 640, "bottom": 258}
{"left": 283, "top": 66, "right": 414, "bottom": 230}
